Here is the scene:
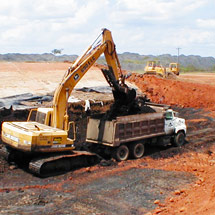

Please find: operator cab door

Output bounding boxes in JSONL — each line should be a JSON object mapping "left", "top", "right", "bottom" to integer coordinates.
{"left": 164, "top": 111, "right": 175, "bottom": 135}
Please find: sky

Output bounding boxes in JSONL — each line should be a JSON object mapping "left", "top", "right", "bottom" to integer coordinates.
{"left": 0, "top": 0, "right": 214, "bottom": 57}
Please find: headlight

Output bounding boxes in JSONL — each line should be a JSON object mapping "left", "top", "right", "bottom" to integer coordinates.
{"left": 3, "top": 132, "right": 19, "bottom": 143}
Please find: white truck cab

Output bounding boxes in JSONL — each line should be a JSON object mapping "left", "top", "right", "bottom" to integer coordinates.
{"left": 164, "top": 109, "right": 187, "bottom": 146}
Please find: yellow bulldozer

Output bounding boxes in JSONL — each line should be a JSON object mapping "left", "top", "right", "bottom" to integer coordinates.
{"left": 144, "top": 61, "right": 165, "bottom": 77}
{"left": 166, "top": 63, "right": 180, "bottom": 76}
{"left": 144, "top": 61, "right": 180, "bottom": 78}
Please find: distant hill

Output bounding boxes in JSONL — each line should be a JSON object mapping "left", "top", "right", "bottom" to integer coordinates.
{"left": 98, "top": 53, "right": 215, "bottom": 72}
{"left": 0, "top": 53, "right": 215, "bottom": 72}
{"left": 0, "top": 53, "right": 78, "bottom": 62}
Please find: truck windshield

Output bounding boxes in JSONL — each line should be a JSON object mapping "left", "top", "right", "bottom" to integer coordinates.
{"left": 165, "top": 112, "right": 173, "bottom": 120}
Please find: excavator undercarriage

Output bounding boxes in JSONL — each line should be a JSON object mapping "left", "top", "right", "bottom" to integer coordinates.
{"left": 0, "top": 146, "right": 100, "bottom": 177}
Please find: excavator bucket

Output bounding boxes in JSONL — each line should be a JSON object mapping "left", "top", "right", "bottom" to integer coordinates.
{"left": 112, "top": 86, "right": 136, "bottom": 105}
{"left": 101, "top": 68, "right": 136, "bottom": 105}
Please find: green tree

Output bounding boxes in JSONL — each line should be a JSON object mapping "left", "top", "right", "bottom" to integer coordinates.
{"left": 51, "top": 49, "right": 63, "bottom": 55}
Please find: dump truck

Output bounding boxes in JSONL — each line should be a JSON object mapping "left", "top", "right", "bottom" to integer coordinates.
{"left": 86, "top": 103, "right": 186, "bottom": 161}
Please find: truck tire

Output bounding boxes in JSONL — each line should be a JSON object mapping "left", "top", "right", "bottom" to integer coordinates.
{"left": 130, "top": 142, "right": 145, "bottom": 159}
{"left": 173, "top": 131, "right": 185, "bottom": 147}
{"left": 114, "top": 145, "right": 129, "bottom": 161}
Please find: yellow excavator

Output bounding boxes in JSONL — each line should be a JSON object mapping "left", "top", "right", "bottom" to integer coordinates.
{"left": 0, "top": 28, "right": 136, "bottom": 176}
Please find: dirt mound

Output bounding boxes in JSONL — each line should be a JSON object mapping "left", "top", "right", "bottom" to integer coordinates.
{"left": 127, "top": 74, "right": 215, "bottom": 114}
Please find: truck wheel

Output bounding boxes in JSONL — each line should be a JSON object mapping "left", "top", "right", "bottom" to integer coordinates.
{"left": 114, "top": 145, "right": 129, "bottom": 161}
{"left": 130, "top": 142, "right": 145, "bottom": 159}
{"left": 173, "top": 131, "right": 185, "bottom": 147}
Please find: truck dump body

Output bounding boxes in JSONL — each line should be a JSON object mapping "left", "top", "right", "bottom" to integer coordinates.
{"left": 87, "top": 112, "right": 165, "bottom": 147}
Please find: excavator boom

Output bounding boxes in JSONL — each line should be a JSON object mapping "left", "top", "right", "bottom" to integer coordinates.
{"left": 52, "top": 28, "right": 135, "bottom": 130}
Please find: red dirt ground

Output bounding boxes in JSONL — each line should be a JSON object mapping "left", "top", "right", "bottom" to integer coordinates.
{"left": 127, "top": 73, "right": 215, "bottom": 215}
{"left": 128, "top": 73, "right": 215, "bottom": 115}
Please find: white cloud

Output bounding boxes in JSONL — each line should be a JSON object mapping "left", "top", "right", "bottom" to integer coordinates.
{"left": 197, "top": 19, "right": 215, "bottom": 28}
{"left": 109, "top": 24, "right": 215, "bottom": 57}
{"left": 114, "top": 0, "right": 206, "bottom": 21}
{"left": 163, "top": 28, "right": 213, "bottom": 46}
{"left": 0, "top": 0, "right": 109, "bottom": 53}
{"left": 0, "top": 16, "right": 21, "bottom": 27}
{"left": 0, "top": 0, "right": 214, "bottom": 56}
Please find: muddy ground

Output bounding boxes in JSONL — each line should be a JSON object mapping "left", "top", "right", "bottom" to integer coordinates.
{"left": 0, "top": 106, "right": 215, "bottom": 215}
{"left": 1, "top": 63, "right": 215, "bottom": 214}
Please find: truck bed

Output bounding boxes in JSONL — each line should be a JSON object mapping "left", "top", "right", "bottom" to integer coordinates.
{"left": 86, "top": 112, "right": 165, "bottom": 147}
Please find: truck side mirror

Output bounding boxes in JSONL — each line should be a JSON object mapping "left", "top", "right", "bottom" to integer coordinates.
{"left": 174, "top": 112, "right": 179, "bottom": 117}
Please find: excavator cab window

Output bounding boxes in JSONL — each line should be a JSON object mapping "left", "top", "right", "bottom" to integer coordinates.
{"left": 27, "top": 109, "right": 46, "bottom": 124}
{"left": 27, "top": 109, "right": 37, "bottom": 122}
{"left": 35, "top": 112, "right": 46, "bottom": 124}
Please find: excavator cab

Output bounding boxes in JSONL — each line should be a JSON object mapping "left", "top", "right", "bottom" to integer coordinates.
{"left": 27, "top": 108, "right": 53, "bottom": 126}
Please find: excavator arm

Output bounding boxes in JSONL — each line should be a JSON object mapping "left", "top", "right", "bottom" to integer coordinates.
{"left": 52, "top": 28, "right": 135, "bottom": 130}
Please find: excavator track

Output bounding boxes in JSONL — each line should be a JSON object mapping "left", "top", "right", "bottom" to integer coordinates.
{"left": 0, "top": 146, "right": 100, "bottom": 177}
{"left": 0, "top": 146, "right": 13, "bottom": 162}
{"left": 29, "top": 150, "right": 100, "bottom": 177}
